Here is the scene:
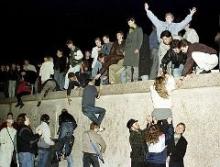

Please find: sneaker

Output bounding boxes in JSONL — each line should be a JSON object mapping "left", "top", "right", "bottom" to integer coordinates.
{"left": 200, "top": 70, "right": 211, "bottom": 74}
{"left": 19, "top": 103, "right": 24, "bottom": 109}
{"left": 37, "top": 101, "right": 41, "bottom": 107}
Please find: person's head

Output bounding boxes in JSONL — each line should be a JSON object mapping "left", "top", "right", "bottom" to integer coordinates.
{"left": 11, "top": 63, "right": 16, "bottom": 70}
{"left": 94, "top": 37, "right": 102, "bottom": 47}
{"left": 171, "top": 39, "right": 181, "bottom": 53}
{"left": 116, "top": 31, "right": 124, "bottom": 41}
{"left": 68, "top": 72, "right": 77, "bottom": 81}
{"left": 154, "top": 76, "right": 169, "bottom": 98}
{"left": 7, "top": 112, "right": 13, "bottom": 120}
{"left": 175, "top": 122, "right": 186, "bottom": 135}
{"left": 98, "top": 53, "right": 105, "bottom": 63}
{"left": 160, "top": 30, "right": 172, "bottom": 45}
{"left": 56, "top": 49, "right": 64, "bottom": 58}
{"left": 146, "top": 124, "right": 163, "bottom": 144}
{"left": 127, "top": 17, "right": 136, "bottom": 28}
{"left": 24, "top": 60, "right": 30, "bottom": 65}
{"left": 90, "top": 122, "right": 100, "bottom": 132}
{"left": 179, "top": 39, "right": 190, "bottom": 53}
{"left": 40, "top": 114, "right": 50, "bottom": 124}
{"left": 17, "top": 113, "right": 30, "bottom": 126}
{"left": 165, "top": 12, "right": 174, "bottom": 24}
{"left": 127, "top": 119, "right": 140, "bottom": 131}
{"left": 66, "top": 40, "right": 75, "bottom": 49}
{"left": 102, "top": 35, "right": 110, "bottom": 44}
{"left": 84, "top": 50, "right": 91, "bottom": 59}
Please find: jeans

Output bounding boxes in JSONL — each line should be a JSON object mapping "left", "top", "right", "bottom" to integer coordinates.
{"left": 56, "top": 135, "right": 75, "bottom": 158}
{"left": 172, "top": 64, "right": 184, "bottom": 78}
{"left": 82, "top": 106, "right": 106, "bottom": 125}
{"left": 38, "top": 149, "right": 50, "bottom": 167}
{"left": 54, "top": 70, "right": 65, "bottom": 90}
{"left": 83, "top": 153, "right": 100, "bottom": 167}
{"left": 66, "top": 154, "right": 74, "bottom": 167}
{"left": 18, "top": 152, "right": 34, "bottom": 167}
{"left": 8, "top": 80, "right": 16, "bottom": 98}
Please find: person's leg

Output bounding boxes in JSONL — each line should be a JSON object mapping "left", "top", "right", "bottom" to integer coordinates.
{"left": 90, "top": 155, "right": 100, "bottom": 167}
{"left": 66, "top": 153, "right": 74, "bottom": 167}
{"left": 149, "top": 48, "right": 159, "bottom": 80}
{"left": 8, "top": 80, "right": 12, "bottom": 98}
{"left": 64, "top": 67, "right": 74, "bottom": 89}
{"left": 38, "top": 149, "right": 50, "bottom": 167}
{"left": 83, "top": 153, "right": 92, "bottom": 167}
{"left": 19, "top": 152, "right": 34, "bottom": 167}
{"left": 132, "top": 66, "right": 139, "bottom": 82}
{"left": 83, "top": 106, "right": 106, "bottom": 125}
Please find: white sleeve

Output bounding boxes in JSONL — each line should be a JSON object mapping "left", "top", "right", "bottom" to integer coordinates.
{"left": 42, "top": 125, "right": 54, "bottom": 145}
{"left": 166, "top": 75, "right": 176, "bottom": 93}
{"left": 75, "top": 50, "right": 83, "bottom": 60}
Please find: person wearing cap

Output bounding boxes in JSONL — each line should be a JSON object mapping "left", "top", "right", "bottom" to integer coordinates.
{"left": 127, "top": 119, "right": 148, "bottom": 167}
{"left": 36, "top": 114, "right": 54, "bottom": 167}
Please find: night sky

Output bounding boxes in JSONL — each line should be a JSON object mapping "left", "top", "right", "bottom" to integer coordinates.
{"left": 1, "top": 0, "right": 220, "bottom": 64}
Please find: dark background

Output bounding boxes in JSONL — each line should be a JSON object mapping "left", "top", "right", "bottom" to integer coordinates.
{"left": 0, "top": 0, "right": 219, "bottom": 64}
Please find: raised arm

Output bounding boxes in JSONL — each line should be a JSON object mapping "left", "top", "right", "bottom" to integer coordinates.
{"left": 175, "top": 7, "right": 196, "bottom": 32}
{"left": 144, "top": 3, "right": 163, "bottom": 28}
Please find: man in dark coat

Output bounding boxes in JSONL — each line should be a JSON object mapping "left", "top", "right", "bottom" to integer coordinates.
{"left": 169, "top": 122, "right": 188, "bottom": 167}
{"left": 127, "top": 119, "right": 148, "bottom": 167}
{"left": 122, "top": 17, "right": 143, "bottom": 83}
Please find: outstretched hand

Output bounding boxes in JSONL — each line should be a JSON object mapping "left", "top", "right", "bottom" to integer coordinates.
{"left": 190, "top": 7, "right": 197, "bottom": 15}
{"left": 144, "top": 3, "right": 149, "bottom": 11}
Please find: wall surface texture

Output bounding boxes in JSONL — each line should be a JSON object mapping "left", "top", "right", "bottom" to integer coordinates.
{"left": 0, "top": 73, "right": 220, "bottom": 167}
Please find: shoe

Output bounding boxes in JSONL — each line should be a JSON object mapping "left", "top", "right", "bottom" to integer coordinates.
{"left": 37, "top": 101, "right": 41, "bottom": 107}
{"left": 19, "top": 103, "right": 24, "bottom": 109}
{"left": 200, "top": 70, "right": 211, "bottom": 74}
{"left": 15, "top": 103, "right": 20, "bottom": 107}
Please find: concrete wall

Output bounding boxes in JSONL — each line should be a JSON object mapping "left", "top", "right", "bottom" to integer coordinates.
{"left": 0, "top": 73, "right": 220, "bottom": 167}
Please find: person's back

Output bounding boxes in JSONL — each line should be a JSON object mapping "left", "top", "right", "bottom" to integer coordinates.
{"left": 82, "top": 84, "right": 97, "bottom": 108}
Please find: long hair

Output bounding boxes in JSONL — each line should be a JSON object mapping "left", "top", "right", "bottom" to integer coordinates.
{"left": 146, "top": 124, "right": 163, "bottom": 144}
{"left": 154, "top": 76, "right": 169, "bottom": 98}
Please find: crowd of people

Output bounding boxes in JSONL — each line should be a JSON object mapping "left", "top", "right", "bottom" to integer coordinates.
{"left": 0, "top": 2, "right": 220, "bottom": 167}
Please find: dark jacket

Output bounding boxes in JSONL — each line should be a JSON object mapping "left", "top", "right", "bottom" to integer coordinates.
{"left": 124, "top": 26, "right": 143, "bottom": 67}
{"left": 182, "top": 43, "right": 217, "bottom": 76}
{"left": 58, "top": 111, "right": 77, "bottom": 138}
{"left": 169, "top": 136, "right": 188, "bottom": 167}
{"left": 54, "top": 56, "right": 67, "bottom": 72}
{"left": 17, "top": 125, "right": 40, "bottom": 154}
{"left": 161, "top": 49, "right": 187, "bottom": 71}
{"left": 98, "top": 40, "right": 125, "bottom": 76}
{"left": 129, "top": 130, "right": 148, "bottom": 162}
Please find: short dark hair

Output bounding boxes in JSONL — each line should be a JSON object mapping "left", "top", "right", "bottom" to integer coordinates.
{"left": 98, "top": 53, "right": 105, "bottom": 59}
{"left": 90, "top": 122, "right": 99, "bottom": 130}
{"left": 160, "top": 30, "right": 172, "bottom": 39}
{"left": 117, "top": 31, "right": 124, "bottom": 37}
{"left": 68, "top": 72, "right": 75, "bottom": 78}
{"left": 94, "top": 37, "right": 101, "bottom": 42}
{"left": 170, "top": 39, "right": 180, "bottom": 49}
{"left": 7, "top": 112, "right": 13, "bottom": 117}
{"left": 66, "top": 40, "right": 74, "bottom": 45}
{"left": 103, "top": 35, "right": 109, "bottom": 39}
{"left": 127, "top": 17, "right": 136, "bottom": 22}
{"left": 179, "top": 39, "right": 190, "bottom": 48}
{"left": 17, "top": 113, "right": 26, "bottom": 126}
{"left": 40, "top": 114, "right": 50, "bottom": 123}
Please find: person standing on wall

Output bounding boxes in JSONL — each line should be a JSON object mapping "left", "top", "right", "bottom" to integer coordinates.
{"left": 122, "top": 17, "right": 143, "bottom": 83}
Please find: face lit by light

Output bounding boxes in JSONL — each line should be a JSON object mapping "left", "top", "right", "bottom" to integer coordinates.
{"left": 175, "top": 124, "right": 185, "bottom": 134}
{"left": 103, "top": 36, "right": 109, "bottom": 44}
{"left": 132, "top": 122, "right": 140, "bottom": 131}
{"left": 128, "top": 20, "right": 135, "bottom": 28}
{"left": 116, "top": 33, "right": 123, "bottom": 41}
{"left": 162, "top": 36, "right": 172, "bottom": 45}
{"left": 165, "top": 13, "right": 174, "bottom": 24}
{"left": 180, "top": 46, "right": 188, "bottom": 53}
{"left": 95, "top": 40, "right": 102, "bottom": 47}
{"left": 173, "top": 48, "right": 180, "bottom": 53}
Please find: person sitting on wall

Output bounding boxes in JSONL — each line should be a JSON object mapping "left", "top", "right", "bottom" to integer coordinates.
{"left": 179, "top": 39, "right": 218, "bottom": 76}
{"left": 37, "top": 77, "right": 59, "bottom": 107}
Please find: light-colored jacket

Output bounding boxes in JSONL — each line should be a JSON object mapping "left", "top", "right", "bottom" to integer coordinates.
{"left": 39, "top": 61, "right": 54, "bottom": 84}
{"left": 36, "top": 121, "right": 54, "bottom": 148}
{"left": 82, "top": 130, "right": 106, "bottom": 154}
{"left": 183, "top": 28, "right": 199, "bottom": 43}
{"left": 146, "top": 10, "right": 193, "bottom": 40}
{"left": 0, "top": 127, "right": 17, "bottom": 167}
